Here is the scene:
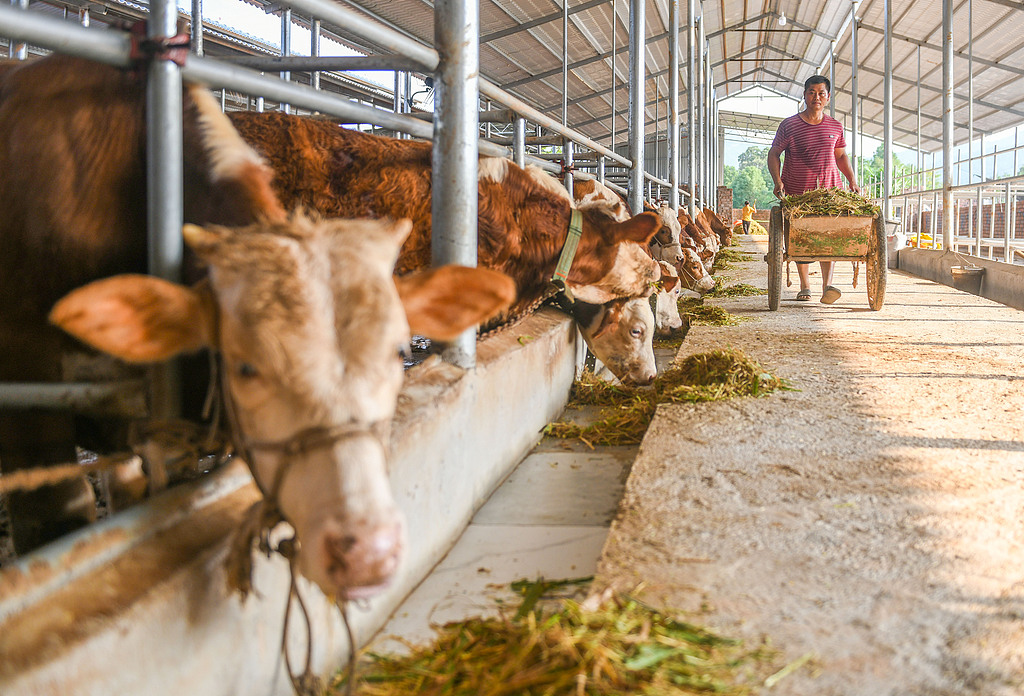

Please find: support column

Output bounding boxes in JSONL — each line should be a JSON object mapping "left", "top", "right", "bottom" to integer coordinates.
{"left": 311, "top": 19, "right": 321, "bottom": 91}
{"left": 696, "top": 16, "right": 704, "bottom": 207}
{"left": 598, "top": 156, "right": 606, "bottom": 183}
{"left": 433, "top": 0, "right": 480, "bottom": 367}
{"left": 562, "top": 0, "right": 569, "bottom": 128}
{"left": 280, "top": 9, "right": 291, "bottom": 114}
{"left": 942, "top": 0, "right": 954, "bottom": 249}
{"left": 564, "top": 139, "right": 575, "bottom": 197}
{"left": 686, "top": 0, "right": 696, "bottom": 218}
{"left": 191, "top": 0, "right": 203, "bottom": 56}
{"left": 513, "top": 116, "right": 526, "bottom": 168}
{"left": 669, "top": 0, "right": 680, "bottom": 210}
{"left": 829, "top": 41, "right": 835, "bottom": 119}
{"left": 610, "top": 0, "right": 616, "bottom": 151}
{"left": 883, "top": 0, "right": 892, "bottom": 217}
{"left": 627, "top": 0, "right": 646, "bottom": 214}
{"left": 851, "top": 4, "right": 858, "bottom": 174}
{"left": 968, "top": 0, "right": 974, "bottom": 182}
{"left": 147, "top": 0, "right": 185, "bottom": 417}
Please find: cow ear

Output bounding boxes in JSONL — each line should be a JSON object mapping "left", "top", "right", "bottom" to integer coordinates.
{"left": 661, "top": 274, "right": 680, "bottom": 293}
{"left": 611, "top": 212, "right": 660, "bottom": 245}
{"left": 591, "top": 299, "right": 624, "bottom": 339}
{"left": 50, "top": 275, "right": 214, "bottom": 363}
{"left": 395, "top": 266, "right": 516, "bottom": 342}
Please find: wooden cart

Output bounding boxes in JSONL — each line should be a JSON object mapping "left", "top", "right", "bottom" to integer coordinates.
{"left": 766, "top": 205, "right": 887, "bottom": 311}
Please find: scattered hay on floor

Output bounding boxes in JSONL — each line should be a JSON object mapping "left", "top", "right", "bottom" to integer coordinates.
{"left": 711, "top": 246, "right": 756, "bottom": 273}
{"left": 677, "top": 298, "right": 741, "bottom": 327}
{"left": 331, "top": 580, "right": 776, "bottom": 696}
{"left": 732, "top": 219, "right": 767, "bottom": 235}
{"left": 781, "top": 187, "right": 880, "bottom": 218}
{"left": 705, "top": 277, "right": 767, "bottom": 298}
{"left": 546, "top": 349, "right": 790, "bottom": 445}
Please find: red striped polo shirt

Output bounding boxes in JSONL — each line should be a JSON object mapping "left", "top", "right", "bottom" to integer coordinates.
{"left": 771, "top": 113, "right": 847, "bottom": 195}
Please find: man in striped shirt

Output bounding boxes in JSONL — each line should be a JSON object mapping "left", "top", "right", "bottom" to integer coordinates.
{"left": 768, "top": 75, "right": 861, "bottom": 304}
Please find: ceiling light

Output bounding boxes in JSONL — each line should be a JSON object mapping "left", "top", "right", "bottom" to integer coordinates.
{"left": 778, "top": 11, "right": 787, "bottom": 26}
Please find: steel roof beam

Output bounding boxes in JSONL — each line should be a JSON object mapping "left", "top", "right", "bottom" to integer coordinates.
{"left": 833, "top": 57, "right": 1024, "bottom": 124}
{"left": 857, "top": 22, "right": 1024, "bottom": 79}
{"left": 480, "top": 0, "right": 608, "bottom": 44}
{"left": 706, "top": 12, "right": 771, "bottom": 39}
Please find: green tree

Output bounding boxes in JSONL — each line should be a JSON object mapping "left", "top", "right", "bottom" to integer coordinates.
{"left": 731, "top": 166, "right": 773, "bottom": 210}
{"left": 723, "top": 165, "right": 738, "bottom": 188}
{"left": 858, "top": 144, "right": 912, "bottom": 196}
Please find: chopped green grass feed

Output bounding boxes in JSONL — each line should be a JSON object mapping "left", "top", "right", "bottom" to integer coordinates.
{"left": 711, "top": 246, "right": 756, "bottom": 273}
{"left": 705, "top": 277, "right": 767, "bottom": 298}
{"left": 781, "top": 187, "right": 881, "bottom": 218}
{"left": 332, "top": 583, "right": 776, "bottom": 695}
{"left": 732, "top": 219, "right": 767, "bottom": 235}
{"left": 545, "top": 349, "right": 791, "bottom": 445}
{"left": 677, "top": 298, "right": 741, "bottom": 326}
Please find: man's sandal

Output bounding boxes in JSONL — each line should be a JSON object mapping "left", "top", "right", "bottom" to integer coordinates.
{"left": 820, "top": 286, "right": 842, "bottom": 304}
{"left": 796, "top": 289, "right": 812, "bottom": 301}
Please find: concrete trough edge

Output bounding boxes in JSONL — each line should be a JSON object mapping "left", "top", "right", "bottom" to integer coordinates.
{"left": 0, "top": 307, "right": 583, "bottom": 696}
{"left": 896, "top": 247, "right": 1024, "bottom": 310}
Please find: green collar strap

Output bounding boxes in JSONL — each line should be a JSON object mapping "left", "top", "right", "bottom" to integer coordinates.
{"left": 552, "top": 209, "right": 584, "bottom": 284}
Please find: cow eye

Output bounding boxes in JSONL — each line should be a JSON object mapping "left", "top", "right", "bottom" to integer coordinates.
{"left": 236, "top": 361, "right": 259, "bottom": 379}
{"left": 630, "top": 327, "right": 644, "bottom": 339}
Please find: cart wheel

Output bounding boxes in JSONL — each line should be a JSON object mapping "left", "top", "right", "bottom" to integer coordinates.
{"left": 867, "top": 214, "right": 888, "bottom": 310}
{"left": 767, "top": 206, "right": 784, "bottom": 311}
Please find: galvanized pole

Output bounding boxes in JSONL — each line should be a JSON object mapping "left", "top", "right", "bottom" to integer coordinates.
{"left": 669, "top": 0, "right": 680, "bottom": 210}
{"left": 917, "top": 45, "right": 923, "bottom": 243}
{"left": 394, "top": 71, "right": 402, "bottom": 114}
{"left": 829, "top": 41, "right": 835, "bottom": 119}
{"left": 513, "top": 116, "right": 526, "bottom": 167}
{"left": 850, "top": 4, "right": 858, "bottom": 175}
{"left": 148, "top": 0, "right": 184, "bottom": 417}
{"left": 883, "top": 0, "right": 891, "bottom": 217}
{"left": 942, "top": 0, "right": 954, "bottom": 249}
{"left": 8, "top": 0, "right": 27, "bottom": 59}
{"left": 695, "top": 16, "right": 704, "bottom": 207}
{"left": 191, "top": 0, "right": 203, "bottom": 56}
{"left": 598, "top": 156, "right": 606, "bottom": 183}
{"left": 311, "top": 19, "right": 321, "bottom": 91}
{"left": 610, "top": 0, "right": 616, "bottom": 151}
{"left": 686, "top": 0, "right": 696, "bottom": 218}
{"left": 433, "top": 0, "right": 479, "bottom": 367}
{"left": 563, "top": 0, "right": 569, "bottom": 129}
{"left": 280, "top": 9, "right": 291, "bottom": 114}
{"left": 968, "top": 0, "right": 973, "bottom": 182}
{"left": 627, "top": 0, "right": 645, "bottom": 214}
{"left": 564, "top": 139, "right": 575, "bottom": 196}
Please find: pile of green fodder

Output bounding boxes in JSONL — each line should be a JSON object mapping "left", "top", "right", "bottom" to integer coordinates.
{"left": 331, "top": 580, "right": 776, "bottom": 695}
{"left": 705, "top": 277, "right": 767, "bottom": 298}
{"left": 711, "top": 246, "right": 756, "bottom": 273}
{"left": 732, "top": 219, "right": 768, "bottom": 235}
{"left": 545, "top": 349, "right": 789, "bottom": 446}
{"left": 677, "top": 297, "right": 741, "bottom": 327}
{"left": 781, "top": 187, "right": 881, "bottom": 218}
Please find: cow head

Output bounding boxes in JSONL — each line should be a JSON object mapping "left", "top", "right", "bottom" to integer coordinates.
{"left": 676, "top": 247, "right": 715, "bottom": 294}
{"left": 50, "top": 214, "right": 515, "bottom": 600}
{"left": 572, "top": 297, "right": 657, "bottom": 386}
{"left": 573, "top": 179, "right": 631, "bottom": 223}
{"left": 653, "top": 261, "right": 685, "bottom": 335}
{"left": 568, "top": 209, "right": 662, "bottom": 304}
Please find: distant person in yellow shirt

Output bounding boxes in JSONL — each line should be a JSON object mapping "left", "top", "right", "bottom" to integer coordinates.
{"left": 741, "top": 201, "right": 756, "bottom": 234}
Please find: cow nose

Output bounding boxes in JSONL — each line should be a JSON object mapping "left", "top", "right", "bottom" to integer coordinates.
{"left": 324, "top": 520, "right": 404, "bottom": 599}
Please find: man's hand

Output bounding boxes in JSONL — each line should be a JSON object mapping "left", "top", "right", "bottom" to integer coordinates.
{"left": 848, "top": 182, "right": 862, "bottom": 195}
{"left": 773, "top": 181, "right": 785, "bottom": 199}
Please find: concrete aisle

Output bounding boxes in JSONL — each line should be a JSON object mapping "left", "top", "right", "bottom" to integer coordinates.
{"left": 597, "top": 235, "right": 1024, "bottom": 696}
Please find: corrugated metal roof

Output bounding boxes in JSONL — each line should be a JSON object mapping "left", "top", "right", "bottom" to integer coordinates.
{"left": 307, "top": 0, "right": 1020, "bottom": 152}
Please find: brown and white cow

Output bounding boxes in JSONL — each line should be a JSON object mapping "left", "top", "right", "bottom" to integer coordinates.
{"left": 569, "top": 297, "right": 657, "bottom": 384}
{"left": 679, "top": 209, "right": 720, "bottom": 273}
{"left": 0, "top": 55, "right": 513, "bottom": 599}
{"left": 228, "top": 113, "right": 662, "bottom": 316}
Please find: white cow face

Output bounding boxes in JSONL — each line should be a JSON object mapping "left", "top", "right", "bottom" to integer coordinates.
{"left": 573, "top": 297, "right": 657, "bottom": 386}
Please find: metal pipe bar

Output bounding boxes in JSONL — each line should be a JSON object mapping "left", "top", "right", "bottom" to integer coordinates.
{"left": 669, "top": 0, "right": 680, "bottom": 211}
{"left": 627, "top": 0, "right": 645, "bottom": 214}
{"left": 707, "top": 12, "right": 771, "bottom": 39}
{"left": 191, "top": 0, "right": 203, "bottom": 56}
{"left": 512, "top": 116, "right": 526, "bottom": 167}
{"left": 284, "top": 0, "right": 439, "bottom": 71}
{"left": 942, "top": 0, "right": 954, "bottom": 249}
{"left": 480, "top": 0, "right": 607, "bottom": 44}
{"left": 311, "top": 19, "right": 320, "bottom": 90}
{"left": 610, "top": 0, "right": 616, "bottom": 151}
{"left": 976, "top": 186, "right": 983, "bottom": 255}
{"left": 219, "top": 55, "right": 425, "bottom": 72}
{"left": 695, "top": 17, "right": 703, "bottom": 206}
{"left": 147, "top": 0, "right": 184, "bottom": 419}
{"left": 829, "top": 41, "right": 835, "bottom": 119}
{"left": 883, "top": 0, "right": 891, "bottom": 216}
{"left": 598, "top": 156, "right": 606, "bottom": 183}
{"left": 562, "top": 0, "right": 568, "bottom": 129}
{"left": 851, "top": 5, "right": 858, "bottom": 170}
{"left": 687, "top": 0, "right": 696, "bottom": 218}
{"left": 969, "top": 0, "right": 974, "bottom": 183}
{"left": 1005, "top": 182, "right": 1012, "bottom": 263}
{"left": 564, "top": 139, "right": 574, "bottom": 197}
{"left": 280, "top": 8, "right": 292, "bottom": 114}
{"left": 7, "top": 0, "right": 27, "bottom": 59}
{"left": 479, "top": 80, "right": 629, "bottom": 166}
{"left": 0, "top": 3, "right": 130, "bottom": 65}
{"left": 432, "top": 0, "right": 479, "bottom": 368}
{"left": 0, "top": 382, "right": 148, "bottom": 417}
